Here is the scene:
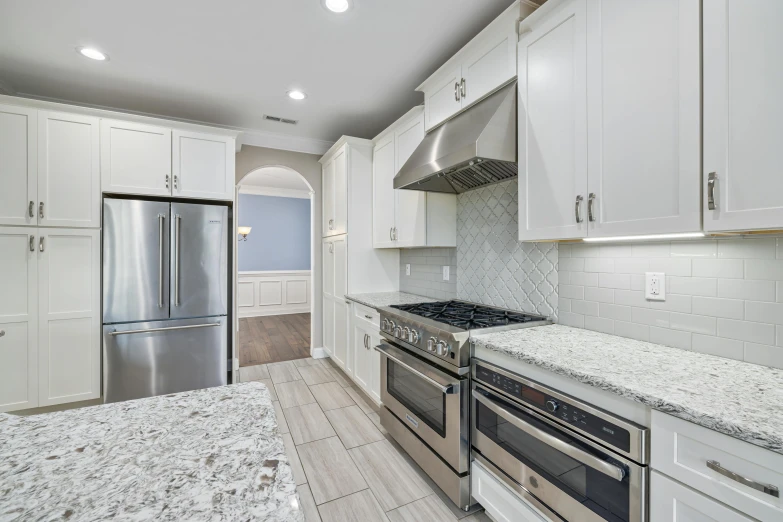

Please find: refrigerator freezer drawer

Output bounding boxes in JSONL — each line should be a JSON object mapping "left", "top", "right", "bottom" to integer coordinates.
{"left": 103, "top": 317, "right": 227, "bottom": 403}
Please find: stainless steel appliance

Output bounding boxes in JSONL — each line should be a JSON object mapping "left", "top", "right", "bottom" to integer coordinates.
{"left": 394, "top": 82, "right": 517, "bottom": 194}
{"left": 472, "top": 360, "right": 649, "bottom": 522}
{"left": 375, "top": 300, "right": 550, "bottom": 510}
{"left": 102, "top": 198, "right": 229, "bottom": 403}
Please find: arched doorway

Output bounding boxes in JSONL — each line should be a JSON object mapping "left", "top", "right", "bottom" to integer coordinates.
{"left": 235, "top": 165, "right": 316, "bottom": 367}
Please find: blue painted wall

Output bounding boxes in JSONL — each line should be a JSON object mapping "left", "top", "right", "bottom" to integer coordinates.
{"left": 238, "top": 194, "right": 311, "bottom": 271}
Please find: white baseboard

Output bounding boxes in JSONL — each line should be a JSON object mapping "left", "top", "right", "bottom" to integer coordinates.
{"left": 311, "top": 347, "right": 328, "bottom": 359}
{"left": 238, "top": 306, "right": 310, "bottom": 318}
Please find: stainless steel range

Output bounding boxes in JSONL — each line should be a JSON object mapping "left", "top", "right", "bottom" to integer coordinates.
{"left": 374, "top": 300, "right": 550, "bottom": 510}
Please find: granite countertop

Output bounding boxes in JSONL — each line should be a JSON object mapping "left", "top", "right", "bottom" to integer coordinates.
{"left": 472, "top": 324, "right": 783, "bottom": 455}
{"left": 0, "top": 382, "right": 303, "bottom": 522}
{"left": 345, "top": 291, "right": 434, "bottom": 309}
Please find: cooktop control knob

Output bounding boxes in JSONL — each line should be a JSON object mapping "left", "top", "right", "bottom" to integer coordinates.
{"left": 435, "top": 341, "right": 450, "bottom": 356}
{"left": 393, "top": 326, "right": 402, "bottom": 338}
{"left": 409, "top": 329, "right": 420, "bottom": 344}
{"left": 402, "top": 326, "right": 411, "bottom": 340}
{"left": 427, "top": 337, "right": 437, "bottom": 352}
{"left": 546, "top": 400, "right": 559, "bottom": 413}
{"left": 388, "top": 320, "right": 396, "bottom": 333}
{"left": 382, "top": 319, "right": 389, "bottom": 331}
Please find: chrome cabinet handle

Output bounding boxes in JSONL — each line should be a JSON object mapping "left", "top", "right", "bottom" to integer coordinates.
{"left": 454, "top": 82, "right": 460, "bottom": 102}
{"left": 393, "top": 227, "right": 398, "bottom": 240}
{"left": 174, "top": 175, "right": 178, "bottom": 190}
{"left": 588, "top": 193, "right": 596, "bottom": 222}
{"left": 28, "top": 201, "right": 34, "bottom": 218}
{"left": 29, "top": 235, "right": 35, "bottom": 252}
{"left": 706, "top": 460, "right": 779, "bottom": 498}
{"left": 166, "top": 174, "right": 170, "bottom": 189}
{"left": 364, "top": 314, "right": 372, "bottom": 320}
{"left": 472, "top": 390, "right": 625, "bottom": 481}
{"left": 39, "top": 236, "right": 45, "bottom": 252}
{"left": 575, "top": 195, "right": 583, "bottom": 223}
{"left": 158, "top": 214, "right": 165, "bottom": 308}
{"left": 707, "top": 172, "right": 717, "bottom": 210}
{"left": 328, "top": 219, "right": 334, "bottom": 230}
{"left": 174, "top": 214, "right": 181, "bottom": 306}
{"left": 39, "top": 202, "right": 44, "bottom": 219}
{"left": 460, "top": 78, "right": 466, "bottom": 98}
{"left": 328, "top": 243, "right": 334, "bottom": 253}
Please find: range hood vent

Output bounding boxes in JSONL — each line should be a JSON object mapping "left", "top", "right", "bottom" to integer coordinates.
{"left": 394, "top": 82, "right": 517, "bottom": 194}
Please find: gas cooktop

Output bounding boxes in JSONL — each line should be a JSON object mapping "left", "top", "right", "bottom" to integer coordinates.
{"left": 391, "top": 300, "right": 547, "bottom": 330}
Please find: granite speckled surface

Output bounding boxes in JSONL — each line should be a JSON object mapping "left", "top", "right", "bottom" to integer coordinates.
{"left": 472, "top": 324, "right": 783, "bottom": 454}
{"left": 0, "top": 382, "right": 303, "bottom": 522}
{"left": 345, "top": 291, "right": 433, "bottom": 309}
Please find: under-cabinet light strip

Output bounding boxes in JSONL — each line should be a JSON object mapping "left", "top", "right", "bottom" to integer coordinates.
{"left": 582, "top": 232, "right": 705, "bottom": 243}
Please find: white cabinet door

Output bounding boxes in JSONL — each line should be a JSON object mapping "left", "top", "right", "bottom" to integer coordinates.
{"left": 38, "top": 112, "right": 100, "bottom": 228}
{"left": 333, "top": 235, "right": 347, "bottom": 298}
{"left": 424, "top": 66, "right": 463, "bottom": 131}
{"left": 394, "top": 113, "right": 427, "bottom": 247}
{"left": 703, "top": 0, "right": 783, "bottom": 232}
{"left": 37, "top": 228, "right": 100, "bottom": 407}
{"left": 352, "top": 319, "right": 371, "bottom": 391}
{"left": 0, "top": 104, "right": 37, "bottom": 227}
{"left": 172, "top": 130, "right": 234, "bottom": 200}
{"left": 368, "top": 330, "right": 382, "bottom": 404}
{"left": 333, "top": 299, "right": 349, "bottom": 372}
{"left": 460, "top": 25, "right": 517, "bottom": 108}
{"left": 518, "top": 0, "right": 588, "bottom": 241}
{"left": 100, "top": 119, "right": 172, "bottom": 197}
{"left": 323, "top": 296, "right": 334, "bottom": 358}
{"left": 323, "top": 238, "right": 334, "bottom": 298}
{"left": 372, "top": 135, "right": 397, "bottom": 248}
{"left": 0, "top": 227, "right": 38, "bottom": 412}
{"left": 585, "top": 0, "right": 700, "bottom": 237}
{"left": 332, "top": 147, "right": 348, "bottom": 236}
{"left": 323, "top": 159, "right": 335, "bottom": 236}
{"left": 651, "top": 471, "right": 754, "bottom": 522}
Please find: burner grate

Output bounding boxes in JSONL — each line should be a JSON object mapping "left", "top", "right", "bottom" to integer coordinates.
{"left": 391, "top": 301, "right": 546, "bottom": 330}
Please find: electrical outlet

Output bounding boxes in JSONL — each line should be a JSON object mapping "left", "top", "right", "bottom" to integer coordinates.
{"left": 443, "top": 266, "right": 450, "bottom": 281}
{"left": 645, "top": 272, "right": 665, "bottom": 301}
{"left": 405, "top": 264, "right": 411, "bottom": 276}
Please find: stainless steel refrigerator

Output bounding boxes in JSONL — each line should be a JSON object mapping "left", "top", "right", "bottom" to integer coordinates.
{"left": 102, "top": 198, "right": 229, "bottom": 403}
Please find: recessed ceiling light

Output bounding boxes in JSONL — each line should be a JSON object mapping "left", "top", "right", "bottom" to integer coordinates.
{"left": 77, "top": 47, "right": 108, "bottom": 61}
{"left": 324, "top": 0, "right": 350, "bottom": 13}
{"left": 287, "top": 90, "right": 307, "bottom": 100}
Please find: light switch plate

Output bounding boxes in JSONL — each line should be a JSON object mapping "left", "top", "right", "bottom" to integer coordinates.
{"left": 443, "top": 266, "right": 450, "bottom": 281}
{"left": 405, "top": 264, "right": 411, "bottom": 276}
{"left": 645, "top": 272, "right": 665, "bottom": 301}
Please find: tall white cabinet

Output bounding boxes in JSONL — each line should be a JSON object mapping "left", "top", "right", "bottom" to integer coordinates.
{"left": 0, "top": 104, "right": 37, "bottom": 227}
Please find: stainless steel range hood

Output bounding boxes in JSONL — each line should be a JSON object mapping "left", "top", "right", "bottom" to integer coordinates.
{"left": 394, "top": 82, "right": 517, "bottom": 194}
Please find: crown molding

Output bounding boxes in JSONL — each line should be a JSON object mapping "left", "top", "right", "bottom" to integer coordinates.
{"left": 238, "top": 185, "right": 313, "bottom": 199}
{"left": 236, "top": 128, "right": 334, "bottom": 156}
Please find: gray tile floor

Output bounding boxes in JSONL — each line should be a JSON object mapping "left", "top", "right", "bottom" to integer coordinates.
{"left": 239, "top": 358, "right": 492, "bottom": 522}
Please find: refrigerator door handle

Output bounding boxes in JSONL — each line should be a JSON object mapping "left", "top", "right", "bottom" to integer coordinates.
{"left": 158, "top": 213, "right": 165, "bottom": 308}
{"left": 174, "top": 214, "right": 181, "bottom": 306}
{"left": 109, "top": 323, "right": 220, "bottom": 336}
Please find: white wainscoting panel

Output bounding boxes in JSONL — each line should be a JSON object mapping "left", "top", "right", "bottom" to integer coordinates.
{"left": 238, "top": 271, "right": 310, "bottom": 317}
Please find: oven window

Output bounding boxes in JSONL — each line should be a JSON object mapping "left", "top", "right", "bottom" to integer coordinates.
{"left": 476, "top": 388, "right": 631, "bottom": 522}
{"left": 387, "top": 360, "right": 446, "bottom": 437}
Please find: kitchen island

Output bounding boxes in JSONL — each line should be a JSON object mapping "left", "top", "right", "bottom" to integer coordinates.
{"left": 0, "top": 382, "right": 302, "bottom": 522}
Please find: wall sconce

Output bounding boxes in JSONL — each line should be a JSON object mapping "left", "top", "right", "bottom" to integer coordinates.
{"left": 238, "top": 226, "right": 252, "bottom": 242}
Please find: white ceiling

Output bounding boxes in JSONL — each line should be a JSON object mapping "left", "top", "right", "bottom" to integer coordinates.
{"left": 239, "top": 167, "right": 312, "bottom": 191}
{"left": 0, "top": 0, "right": 518, "bottom": 148}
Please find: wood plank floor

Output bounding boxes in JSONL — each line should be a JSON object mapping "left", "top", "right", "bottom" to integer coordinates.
{"left": 238, "top": 313, "right": 311, "bottom": 366}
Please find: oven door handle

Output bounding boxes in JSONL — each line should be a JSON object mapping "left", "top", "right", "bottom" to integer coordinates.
{"left": 472, "top": 390, "right": 626, "bottom": 482}
{"left": 375, "top": 343, "right": 457, "bottom": 394}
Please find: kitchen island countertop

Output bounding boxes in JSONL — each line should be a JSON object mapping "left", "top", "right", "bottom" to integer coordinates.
{"left": 345, "top": 291, "right": 434, "bottom": 309}
{"left": 0, "top": 382, "right": 302, "bottom": 522}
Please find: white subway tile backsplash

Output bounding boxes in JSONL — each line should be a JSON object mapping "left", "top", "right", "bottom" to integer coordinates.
{"left": 558, "top": 311, "right": 585, "bottom": 328}
{"left": 632, "top": 243, "right": 670, "bottom": 258}
{"left": 691, "top": 258, "right": 744, "bottom": 279}
{"left": 599, "top": 244, "right": 632, "bottom": 258}
{"left": 669, "top": 313, "right": 717, "bottom": 335}
{"left": 559, "top": 285, "right": 585, "bottom": 300}
{"left": 667, "top": 276, "right": 717, "bottom": 297}
{"left": 745, "top": 301, "right": 783, "bottom": 325}
{"left": 745, "top": 259, "right": 783, "bottom": 280}
{"left": 691, "top": 335, "right": 744, "bottom": 360}
{"left": 631, "top": 307, "right": 670, "bottom": 327}
{"left": 692, "top": 296, "right": 744, "bottom": 319}
{"left": 558, "top": 298, "right": 572, "bottom": 313}
{"left": 649, "top": 257, "right": 691, "bottom": 276}
{"left": 598, "top": 273, "right": 630, "bottom": 290}
{"left": 572, "top": 300, "right": 599, "bottom": 317}
{"left": 778, "top": 326, "right": 783, "bottom": 347}
{"left": 584, "top": 258, "right": 615, "bottom": 273}
{"left": 743, "top": 343, "right": 783, "bottom": 369}
{"left": 571, "top": 245, "right": 600, "bottom": 258}
{"left": 630, "top": 274, "right": 645, "bottom": 291}
{"left": 670, "top": 240, "right": 717, "bottom": 258}
{"left": 778, "top": 282, "right": 783, "bottom": 303}
{"left": 599, "top": 303, "right": 632, "bottom": 322}
{"left": 613, "top": 258, "right": 649, "bottom": 274}
{"left": 571, "top": 271, "right": 599, "bottom": 287}
{"left": 584, "top": 286, "right": 614, "bottom": 304}
{"left": 584, "top": 316, "right": 614, "bottom": 335}
{"left": 615, "top": 290, "right": 691, "bottom": 313}
{"left": 718, "top": 238, "right": 777, "bottom": 259}
{"left": 614, "top": 321, "right": 649, "bottom": 341}
{"left": 559, "top": 257, "right": 585, "bottom": 272}
{"left": 650, "top": 327, "right": 692, "bottom": 350}
{"left": 717, "top": 278, "right": 776, "bottom": 302}
{"left": 558, "top": 271, "right": 572, "bottom": 285}
{"left": 716, "top": 319, "right": 776, "bottom": 345}
{"left": 559, "top": 244, "right": 572, "bottom": 258}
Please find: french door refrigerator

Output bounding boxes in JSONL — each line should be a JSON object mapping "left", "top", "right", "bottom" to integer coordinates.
{"left": 102, "top": 198, "right": 229, "bottom": 403}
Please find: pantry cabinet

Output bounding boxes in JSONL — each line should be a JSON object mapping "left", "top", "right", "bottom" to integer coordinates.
{"left": 372, "top": 107, "right": 457, "bottom": 249}
{"left": 172, "top": 129, "right": 234, "bottom": 201}
{"left": 322, "top": 145, "right": 347, "bottom": 237}
{"left": 703, "top": 0, "right": 783, "bottom": 232}
{"left": 322, "top": 235, "right": 349, "bottom": 370}
{"left": 518, "top": 0, "right": 701, "bottom": 241}
{"left": 100, "top": 119, "right": 172, "bottom": 197}
{"left": 0, "top": 104, "right": 36, "bottom": 227}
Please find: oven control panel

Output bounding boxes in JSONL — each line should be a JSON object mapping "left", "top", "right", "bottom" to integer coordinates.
{"left": 475, "top": 365, "right": 631, "bottom": 452}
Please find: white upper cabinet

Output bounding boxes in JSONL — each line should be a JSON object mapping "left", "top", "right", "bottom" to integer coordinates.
{"left": 393, "top": 114, "right": 427, "bottom": 247}
{"left": 172, "top": 130, "right": 234, "bottom": 201}
{"left": 0, "top": 104, "right": 37, "bottom": 227}
{"left": 38, "top": 112, "right": 100, "bottom": 228}
{"left": 585, "top": 0, "right": 700, "bottom": 237}
{"left": 322, "top": 146, "right": 347, "bottom": 237}
{"left": 101, "top": 119, "right": 172, "bottom": 197}
{"left": 37, "top": 228, "right": 100, "bottom": 407}
{"left": 518, "top": 0, "right": 588, "bottom": 241}
{"left": 703, "top": 0, "right": 783, "bottom": 232}
{"left": 419, "top": 2, "right": 523, "bottom": 131}
{"left": 372, "top": 134, "right": 397, "bottom": 248}
{"left": 0, "top": 227, "right": 38, "bottom": 413}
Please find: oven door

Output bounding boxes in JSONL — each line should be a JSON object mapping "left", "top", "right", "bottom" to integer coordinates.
{"left": 376, "top": 341, "right": 469, "bottom": 474}
{"left": 472, "top": 384, "right": 647, "bottom": 522}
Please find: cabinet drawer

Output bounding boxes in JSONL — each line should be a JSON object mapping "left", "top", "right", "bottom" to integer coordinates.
{"left": 651, "top": 471, "right": 754, "bottom": 522}
{"left": 353, "top": 303, "right": 379, "bottom": 328}
{"left": 471, "top": 459, "right": 550, "bottom": 522}
{"left": 651, "top": 411, "right": 782, "bottom": 521}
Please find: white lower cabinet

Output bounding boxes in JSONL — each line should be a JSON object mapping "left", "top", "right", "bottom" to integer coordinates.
{"left": 651, "top": 471, "right": 753, "bottom": 522}
{"left": 471, "top": 461, "right": 549, "bottom": 522}
{"left": 333, "top": 299, "right": 349, "bottom": 373}
{"left": 352, "top": 319, "right": 372, "bottom": 391}
{"left": 347, "top": 302, "right": 381, "bottom": 403}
